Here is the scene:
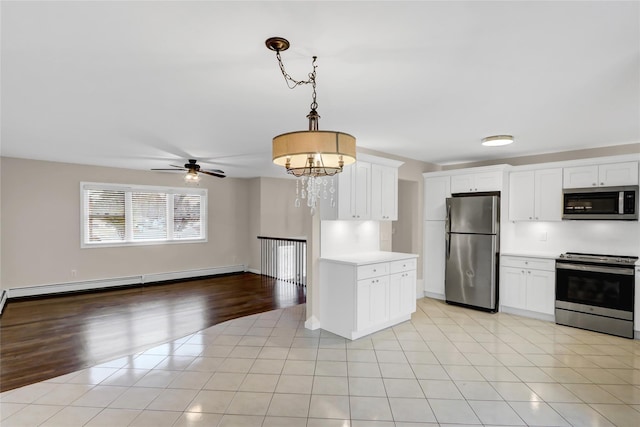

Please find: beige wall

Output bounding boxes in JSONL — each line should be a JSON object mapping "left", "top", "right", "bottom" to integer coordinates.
{"left": 1, "top": 157, "right": 251, "bottom": 289}
{"left": 442, "top": 143, "right": 640, "bottom": 170}
{"left": 245, "top": 177, "right": 313, "bottom": 273}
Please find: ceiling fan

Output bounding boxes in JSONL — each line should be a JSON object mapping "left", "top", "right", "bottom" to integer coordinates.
{"left": 151, "top": 159, "right": 226, "bottom": 182}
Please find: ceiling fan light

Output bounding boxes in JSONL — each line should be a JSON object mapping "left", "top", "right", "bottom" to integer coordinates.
{"left": 482, "top": 135, "right": 514, "bottom": 147}
{"left": 184, "top": 170, "right": 200, "bottom": 183}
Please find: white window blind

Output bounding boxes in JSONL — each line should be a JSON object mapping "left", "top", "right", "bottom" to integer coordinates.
{"left": 81, "top": 183, "right": 207, "bottom": 247}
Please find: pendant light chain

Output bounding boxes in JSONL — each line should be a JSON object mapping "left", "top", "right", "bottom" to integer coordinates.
{"left": 275, "top": 51, "right": 318, "bottom": 113}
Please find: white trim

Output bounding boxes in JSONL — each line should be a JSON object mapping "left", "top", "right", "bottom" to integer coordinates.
{"left": 0, "top": 290, "right": 8, "bottom": 314}
{"left": 304, "top": 315, "right": 321, "bottom": 330}
{"left": 423, "top": 291, "right": 445, "bottom": 300}
{"left": 246, "top": 268, "right": 261, "bottom": 275}
{"left": 500, "top": 305, "right": 555, "bottom": 322}
{"left": 8, "top": 276, "right": 141, "bottom": 299}
{"left": 357, "top": 153, "right": 404, "bottom": 168}
{"left": 5, "top": 265, "right": 246, "bottom": 299}
{"left": 141, "top": 265, "right": 245, "bottom": 283}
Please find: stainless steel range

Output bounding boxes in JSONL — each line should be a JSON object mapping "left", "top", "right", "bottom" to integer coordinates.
{"left": 556, "top": 252, "right": 637, "bottom": 339}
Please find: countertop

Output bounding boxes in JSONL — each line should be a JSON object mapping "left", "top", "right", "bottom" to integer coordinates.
{"left": 320, "top": 251, "right": 418, "bottom": 266}
{"left": 501, "top": 251, "right": 560, "bottom": 260}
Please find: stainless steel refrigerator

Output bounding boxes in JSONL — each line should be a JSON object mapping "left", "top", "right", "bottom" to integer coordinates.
{"left": 445, "top": 194, "right": 499, "bottom": 312}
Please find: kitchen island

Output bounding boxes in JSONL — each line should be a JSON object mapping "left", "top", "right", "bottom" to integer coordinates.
{"left": 319, "top": 251, "right": 418, "bottom": 340}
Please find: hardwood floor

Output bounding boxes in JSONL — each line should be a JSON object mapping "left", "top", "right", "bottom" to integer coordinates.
{"left": 0, "top": 272, "right": 306, "bottom": 393}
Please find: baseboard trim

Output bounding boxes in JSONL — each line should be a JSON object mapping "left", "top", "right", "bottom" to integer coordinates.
{"left": 5, "top": 265, "right": 247, "bottom": 300}
{"left": 500, "top": 305, "right": 554, "bottom": 322}
{"left": 141, "top": 265, "right": 246, "bottom": 284}
{"left": 304, "top": 315, "right": 321, "bottom": 330}
{"left": 0, "top": 290, "right": 7, "bottom": 314}
{"left": 246, "top": 268, "right": 261, "bottom": 275}
{"left": 423, "top": 291, "right": 445, "bottom": 300}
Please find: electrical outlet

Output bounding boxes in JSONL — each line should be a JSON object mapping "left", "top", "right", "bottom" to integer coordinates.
{"left": 71, "top": 269, "right": 77, "bottom": 278}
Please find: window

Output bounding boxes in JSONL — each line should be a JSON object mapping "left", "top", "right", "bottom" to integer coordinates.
{"left": 81, "top": 182, "right": 207, "bottom": 247}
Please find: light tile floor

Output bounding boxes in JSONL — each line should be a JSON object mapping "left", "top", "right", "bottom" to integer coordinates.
{"left": 2, "top": 298, "right": 640, "bottom": 426}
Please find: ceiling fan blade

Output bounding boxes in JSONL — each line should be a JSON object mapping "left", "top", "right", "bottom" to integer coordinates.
{"left": 151, "top": 168, "right": 186, "bottom": 171}
{"left": 170, "top": 164, "right": 186, "bottom": 169}
{"left": 203, "top": 168, "right": 225, "bottom": 174}
{"left": 200, "top": 171, "right": 226, "bottom": 178}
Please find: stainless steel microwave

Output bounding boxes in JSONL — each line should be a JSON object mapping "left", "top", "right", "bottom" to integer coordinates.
{"left": 563, "top": 185, "right": 638, "bottom": 220}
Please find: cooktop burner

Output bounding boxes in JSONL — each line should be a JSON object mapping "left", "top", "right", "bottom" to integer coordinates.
{"left": 558, "top": 252, "right": 638, "bottom": 266}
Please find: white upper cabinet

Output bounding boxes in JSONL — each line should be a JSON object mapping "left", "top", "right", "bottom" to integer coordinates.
{"left": 337, "top": 161, "right": 371, "bottom": 220}
{"left": 563, "top": 161, "right": 638, "bottom": 188}
{"left": 424, "top": 176, "right": 451, "bottom": 221}
{"left": 509, "top": 168, "right": 562, "bottom": 221}
{"left": 323, "top": 155, "right": 402, "bottom": 221}
{"left": 450, "top": 170, "right": 503, "bottom": 194}
{"left": 371, "top": 164, "right": 398, "bottom": 221}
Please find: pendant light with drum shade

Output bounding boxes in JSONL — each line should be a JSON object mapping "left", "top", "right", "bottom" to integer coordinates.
{"left": 265, "top": 37, "right": 356, "bottom": 214}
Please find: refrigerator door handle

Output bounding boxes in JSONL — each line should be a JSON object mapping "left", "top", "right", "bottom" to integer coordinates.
{"left": 445, "top": 231, "right": 451, "bottom": 260}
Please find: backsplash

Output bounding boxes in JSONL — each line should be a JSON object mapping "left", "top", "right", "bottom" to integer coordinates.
{"left": 502, "top": 220, "right": 640, "bottom": 256}
{"left": 321, "top": 220, "right": 380, "bottom": 257}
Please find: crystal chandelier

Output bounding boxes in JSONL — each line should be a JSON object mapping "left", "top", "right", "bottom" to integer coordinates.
{"left": 266, "top": 37, "right": 356, "bottom": 214}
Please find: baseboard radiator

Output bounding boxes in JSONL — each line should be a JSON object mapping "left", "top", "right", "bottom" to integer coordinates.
{"left": 258, "top": 236, "right": 307, "bottom": 286}
{"left": 3, "top": 264, "right": 246, "bottom": 301}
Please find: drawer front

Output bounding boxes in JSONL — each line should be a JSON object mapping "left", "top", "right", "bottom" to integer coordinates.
{"left": 358, "top": 262, "right": 389, "bottom": 280}
{"left": 389, "top": 258, "right": 417, "bottom": 274}
{"left": 501, "top": 256, "right": 555, "bottom": 272}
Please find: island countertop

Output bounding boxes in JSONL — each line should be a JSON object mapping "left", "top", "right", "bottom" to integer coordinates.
{"left": 320, "top": 251, "right": 418, "bottom": 266}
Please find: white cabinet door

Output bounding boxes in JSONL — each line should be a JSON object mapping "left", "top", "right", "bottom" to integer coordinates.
{"left": 501, "top": 267, "right": 527, "bottom": 310}
{"left": 337, "top": 164, "right": 354, "bottom": 219}
{"left": 372, "top": 164, "right": 398, "bottom": 220}
{"left": 424, "top": 176, "right": 451, "bottom": 220}
{"left": 636, "top": 267, "right": 640, "bottom": 334}
{"left": 509, "top": 168, "right": 562, "bottom": 221}
{"left": 598, "top": 162, "right": 638, "bottom": 186}
{"left": 337, "top": 162, "right": 371, "bottom": 220}
{"left": 451, "top": 171, "right": 502, "bottom": 193}
{"left": 534, "top": 168, "right": 563, "bottom": 221}
{"left": 450, "top": 174, "right": 475, "bottom": 193}
{"left": 563, "top": 165, "right": 598, "bottom": 188}
{"left": 525, "top": 269, "right": 555, "bottom": 315}
{"left": 354, "top": 162, "right": 372, "bottom": 219}
{"left": 563, "top": 162, "right": 638, "bottom": 188}
{"left": 357, "top": 276, "right": 389, "bottom": 330}
{"left": 474, "top": 171, "right": 503, "bottom": 192}
{"left": 389, "top": 270, "right": 416, "bottom": 318}
{"left": 356, "top": 279, "right": 372, "bottom": 330}
{"left": 509, "top": 171, "right": 535, "bottom": 221}
{"left": 423, "top": 221, "right": 446, "bottom": 297}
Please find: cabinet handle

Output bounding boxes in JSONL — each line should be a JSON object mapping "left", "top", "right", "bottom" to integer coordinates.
{"left": 592, "top": 183, "right": 597, "bottom": 186}
{"left": 521, "top": 270, "right": 525, "bottom": 273}
{"left": 528, "top": 271, "right": 531, "bottom": 274}
{"left": 600, "top": 182, "right": 604, "bottom": 186}
{"left": 373, "top": 269, "right": 376, "bottom": 272}
{"left": 535, "top": 217, "right": 539, "bottom": 220}
{"left": 529, "top": 216, "right": 532, "bottom": 220}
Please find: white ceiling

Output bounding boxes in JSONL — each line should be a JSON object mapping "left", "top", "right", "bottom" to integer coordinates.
{"left": 1, "top": 1, "right": 638, "bottom": 178}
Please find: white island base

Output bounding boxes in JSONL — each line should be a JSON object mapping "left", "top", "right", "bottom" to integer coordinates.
{"left": 319, "top": 252, "right": 418, "bottom": 340}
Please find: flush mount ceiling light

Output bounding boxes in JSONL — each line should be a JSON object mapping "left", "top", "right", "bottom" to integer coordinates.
{"left": 481, "top": 135, "right": 514, "bottom": 147}
{"left": 266, "top": 37, "right": 356, "bottom": 214}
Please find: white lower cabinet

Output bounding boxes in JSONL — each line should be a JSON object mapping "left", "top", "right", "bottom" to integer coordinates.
{"left": 635, "top": 267, "right": 640, "bottom": 337}
{"left": 423, "top": 221, "right": 446, "bottom": 298}
{"left": 500, "top": 256, "right": 555, "bottom": 319}
{"left": 320, "top": 255, "right": 417, "bottom": 340}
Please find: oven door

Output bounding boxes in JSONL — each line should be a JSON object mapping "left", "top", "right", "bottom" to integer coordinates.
{"left": 556, "top": 262, "right": 635, "bottom": 318}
